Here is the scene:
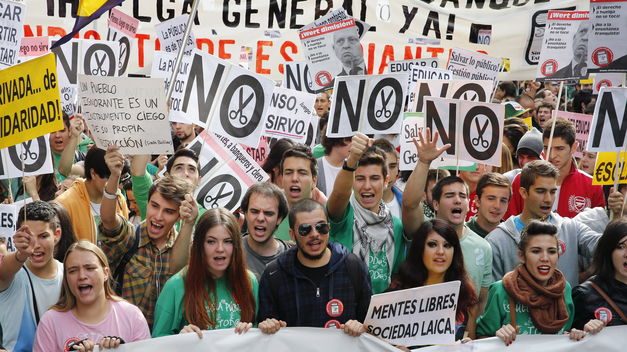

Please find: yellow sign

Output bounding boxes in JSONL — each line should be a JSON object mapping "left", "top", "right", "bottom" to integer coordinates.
{"left": 0, "top": 53, "right": 63, "bottom": 149}
{"left": 592, "top": 151, "right": 627, "bottom": 185}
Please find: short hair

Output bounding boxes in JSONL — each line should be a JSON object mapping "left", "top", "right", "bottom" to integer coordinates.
{"left": 49, "top": 201, "right": 78, "bottom": 262}
{"left": 536, "top": 102, "right": 554, "bottom": 112}
{"left": 431, "top": 176, "right": 468, "bottom": 202}
{"left": 288, "top": 198, "right": 327, "bottom": 229}
{"left": 498, "top": 81, "right": 517, "bottom": 98}
{"left": 280, "top": 144, "right": 317, "bottom": 178}
{"left": 321, "top": 136, "right": 351, "bottom": 156}
{"left": 503, "top": 123, "right": 528, "bottom": 153}
{"left": 476, "top": 173, "right": 512, "bottom": 199}
{"left": 240, "top": 182, "right": 289, "bottom": 221}
{"left": 62, "top": 112, "right": 71, "bottom": 129}
{"left": 148, "top": 175, "right": 193, "bottom": 206}
{"left": 593, "top": 218, "right": 627, "bottom": 282}
{"left": 262, "top": 138, "right": 296, "bottom": 182}
{"left": 518, "top": 220, "right": 558, "bottom": 252}
{"left": 16, "top": 200, "right": 59, "bottom": 230}
{"left": 372, "top": 138, "right": 397, "bottom": 155}
{"left": 542, "top": 117, "right": 576, "bottom": 146}
{"left": 572, "top": 89, "right": 593, "bottom": 113}
{"left": 520, "top": 160, "right": 559, "bottom": 190}
{"left": 84, "top": 146, "right": 110, "bottom": 181}
{"left": 166, "top": 148, "right": 199, "bottom": 175}
{"left": 358, "top": 146, "right": 388, "bottom": 178}
{"left": 425, "top": 169, "right": 451, "bottom": 192}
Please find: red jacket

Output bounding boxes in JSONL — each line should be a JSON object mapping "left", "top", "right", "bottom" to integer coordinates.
{"left": 505, "top": 164, "right": 605, "bottom": 219}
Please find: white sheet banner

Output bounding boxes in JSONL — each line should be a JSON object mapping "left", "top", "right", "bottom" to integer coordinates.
{"left": 0, "top": 0, "right": 25, "bottom": 68}
{"left": 588, "top": 0, "right": 627, "bottom": 72}
{"left": 0, "top": 135, "right": 53, "bottom": 180}
{"left": 587, "top": 87, "right": 627, "bottom": 152}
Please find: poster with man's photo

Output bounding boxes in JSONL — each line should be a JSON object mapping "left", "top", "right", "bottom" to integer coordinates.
{"left": 298, "top": 17, "right": 364, "bottom": 91}
{"left": 536, "top": 11, "right": 590, "bottom": 81}
{"left": 587, "top": 0, "right": 627, "bottom": 72}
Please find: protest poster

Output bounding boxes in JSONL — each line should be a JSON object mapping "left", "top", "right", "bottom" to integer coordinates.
{"left": 262, "top": 87, "right": 316, "bottom": 144}
{"left": 447, "top": 47, "right": 501, "bottom": 83}
{"left": 536, "top": 11, "right": 590, "bottom": 81}
{"left": 327, "top": 73, "right": 408, "bottom": 137}
{"left": 243, "top": 136, "right": 269, "bottom": 166}
{"left": 586, "top": 87, "right": 627, "bottom": 152}
{"left": 0, "top": 0, "right": 25, "bottom": 68}
{"left": 593, "top": 72, "right": 626, "bottom": 94}
{"left": 364, "top": 281, "right": 460, "bottom": 346}
{"left": 588, "top": 0, "right": 627, "bottom": 73}
{"left": 174, "top": 50, "right": 275, "bottom": 147}
{"left": 107, "top": 7, "right": 139, "bottom": 76}
{"left": 592, "top": 151, "right": 627, "bottom": 186}
{"left": 0, "top": 53, "right": 63, "bottom": 149}
{"left": 0, "top": 198, "right": 32, "bottom": 251}
{"left": 556, "top": 111, "right": 592, "bottom": 158}
{"left": 155, "top": 14, "right": 196, "bottom": 57}
{"left": 410, "top": 79, "right": 494, "bottom": 113}
{"left": 187, "top": 131, "right": 268, "bottom": 211}
{"left": 78, "top": 75, "right": 173, "bottom": 155}
{"left": 150, "top": 50, "right": 194, "bottom": 123}
{"left": 0, "top": 135, "right": 53, "bottom": 180}
{"left": 282, "top": 62, "right": 319, "bottom": 94}
{"left": 18, "top": 36, "right": 49, "bottom": 60}
{"left": 399, "top": 113, "right": 424, "bottom": 171}
{"left": 388, "top": 60, "right": 450, "bottom": 111}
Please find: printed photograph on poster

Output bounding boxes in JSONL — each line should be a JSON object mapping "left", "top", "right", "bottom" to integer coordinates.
{"left": 593, "top": 72, "right": 626, "bottom": 94}
{"left": 587, "top": 0, "right": 627, "bottom": 72}
{"left": 537, "top": 11, "right": 590, "bottom": 81}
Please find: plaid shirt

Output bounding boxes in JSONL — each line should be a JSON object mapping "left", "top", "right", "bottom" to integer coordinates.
{"left": 99, "top": 218, "right": 176, "bottom": 327}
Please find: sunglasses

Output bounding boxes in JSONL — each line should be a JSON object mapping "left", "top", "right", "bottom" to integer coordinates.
{"left": 297, "top": 222, "right": 330, "bottom": 236}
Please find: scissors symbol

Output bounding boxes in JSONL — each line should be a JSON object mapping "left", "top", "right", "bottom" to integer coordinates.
{"left": 20, "top": 141, "right": 37, "bottom": 161}
{"left": 204, "top": 183, "right": 233, "bottom": 208}
{"left": 91, "top": 53, "right": 107, "bottom": 76}
{"left": 375, "top": 90, "right": 393, "bottom": 118}
{"left": 228, "top": 87, "right": 254, "bottom": 125}
{"left": 471, "top": 118, "right": 489, "bottom": 149}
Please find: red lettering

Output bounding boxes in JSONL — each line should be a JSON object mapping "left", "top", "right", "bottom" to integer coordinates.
{"left": 155, "top": 38, "right": 161, "bottom": 51}
{"left": 367, "top": 43, "right": 376, "bottom": 75}
{"left": 256, "top": 40, "right": 272, "bottom": 75}
{"left": 404, "top": 46, "right": 422, "bottom": 60}
{"left": 136, "top": 33, "right": 151, "bottom": 68}
{"left": 48, "top": 26, "right": 68, "bottom": 38}
{"left": 379, "top": 45, "right": 395, "bottom": 74}
{"left": 197, "top": 38, "right": 215, "bottom": 54}
{"left": 278, "top": 40, "right": 298, "bottom": 75}
{"left": 219, "top": 39, "right": 235, "bottom": 60}
{"left": 426, "top": 47, "right": 444, "bottom": 58}
{"left": 84, "top": 30, "right": 100, "bottom": 40}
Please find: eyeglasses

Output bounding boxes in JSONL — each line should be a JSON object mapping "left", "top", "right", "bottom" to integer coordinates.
{"left": 297, "top": 222, "right": 330, "bottom": 236}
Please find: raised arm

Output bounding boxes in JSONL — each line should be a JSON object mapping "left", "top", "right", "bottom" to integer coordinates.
{"left": 57, "top": 118, "right": 81, "bottom": 178}
{"left": 0, "top": 225, "right": 35, "bottom": 291}
{"left": 130, "top": 154, "right": 152, "bottom": 219}
{"left": 102, "top": 145, "right": 125, "bottom": 231}
{"left": 169, "top": 194, "right": 199, "bottom": 273}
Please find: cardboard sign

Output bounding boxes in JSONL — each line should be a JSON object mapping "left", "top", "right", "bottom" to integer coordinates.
{"left": 536, "top": 11, "right": 590, "bottom": 81}
{"left": 410, "top": 79, "right": 494, "bottom": 113}
{"left": 107, "top": 7, "right": 139, "bottom": 76}
{"left": 556, "top": 111, "right": 593, "bottom": 158}
{"left": 0, "top": 0, "right": 25, "bottom": 68}
{"left": 364, "top": 281, "right": 461, "bottom": 346}
{"left": 399, "top": 113, "right": 425, "bottom": 171}
{"left": 587, "top": 87, "right": 627, "bottom": 152}
{"left": 0, "top": 53, "right": 63, "bottom": 149}
{"left": 425, "top": 97, "right": 504, "bottom": 166}
{"left": 187, "top": 131, "right": 269, "bottom": 211}
{"left": 175, "top": 50, "right": 275, "bottom": 147}
{"left": 592, "top": 151, "right": 627, "bottom": 185}
{"left": 588, "top": 0, "right": 627, "bottom": 73}
{"left": 155, "top": 14, "right": 196, "bottom": 56}
{"left": 262, "top": 87, "right": 316, "bottom": 144}
{"left": 593, "top": 73, "right": 626, "bottom": 94}
{"left": 78, "top": 75, "right": 173, "bottom": 155}
{"left": 447, "top": 47, "right": 501, "bottom": 83}
{"left": 0, "top": 135, "right": 53, "bottom": 180}
{"left": 327, "top": 73, "right": 408, "bottom": 137}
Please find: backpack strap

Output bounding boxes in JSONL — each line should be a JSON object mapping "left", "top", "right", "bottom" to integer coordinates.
{"left": 113, "top": 224, "right": 141, "bottom": 294}
{"left": 23, "top": 267, "right": 40, "bottom": 325}
{"left": 344, "top": 254, "right": 365, "bottom": 300}
{"left": 508, "top": 295, "right": 518, "bottom": 332}
{"left": 589, "top": 281, "right": 627, "bottom": 322}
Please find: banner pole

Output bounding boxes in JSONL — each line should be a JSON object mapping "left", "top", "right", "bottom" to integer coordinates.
{"left": 615, "top": 137, "right": 627, "bottom": 199}
{"left": 165, "top": 0, "right": 200, "bottom": 103}
{"left": 545, "top": 80, "right": 564, "bottom": 161}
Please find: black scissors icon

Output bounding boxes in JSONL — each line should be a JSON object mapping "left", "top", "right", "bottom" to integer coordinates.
{"left": 229, "top": 87, "right": 254, "bottom": 125}
{"left": 204, "top": 183, "right": 233, "bottom": 208}
{"left": 21, "top": 142, "right": 37, "bottom": 161}
{"left": 472, "top": 118, "right": 489, "bottom": 148}
{"left": 91, "top": 53, "right": 107, "bottom": 75}
{"left": 375, "top": 90, "right": 392, "bottom": 118}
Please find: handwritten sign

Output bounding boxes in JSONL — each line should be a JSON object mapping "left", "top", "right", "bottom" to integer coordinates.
{"left": 107, "top": 7, "right": 139, "bottom": 75}
{"left": 19, "top": 36, "right": 49, "bottom": 59}
{"left": 447, "top": 47, "right": 501, "bottom": 83}
{"left": 0, "top": 0, "right": 25, "bottom": 68}
{"left": 155, "top": 14, "right": 196, "bottom": 56}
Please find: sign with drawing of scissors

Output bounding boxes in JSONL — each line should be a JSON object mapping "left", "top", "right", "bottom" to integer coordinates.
{"left": 472, "top": 117, "right": 490, "bottom": 149}
{"left": 375, "top": 90, "right": 393, "bottom": 119}
{"left": 81, "top": 39, "right": 119, "bottom": 77}
{"left": 0, "top": 135, "right": 54, "bottom": 180}
{"left": 229, "top": 87, "right": 254, "bottom": 125}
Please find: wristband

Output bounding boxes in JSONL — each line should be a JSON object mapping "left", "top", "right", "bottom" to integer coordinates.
{"left": 103, "top": 189, "right": 117, "bottom": 200}
{"left": 342, "top": 159, "right": 357, "bottom": 172}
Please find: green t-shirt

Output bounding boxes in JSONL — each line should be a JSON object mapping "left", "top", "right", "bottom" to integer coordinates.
{"left": 476, "top": 280, "right": 574, "bottom": 336}
{"left": 77, "top": 133, "right": 94, "bottom": 154}
{"left": 152, "top": 270, "right": 259, "bottom": 337}
{"left": 312, "top": 144, "right": 325, "bottom": 159}
{"left": 329, "top": 202, "right": 406, "bottom": 294}
{"left": 52, "top": 151, "right": 66, "bottom": 183}
{"left": 274, "top": 217, "right": 292, "bottom": 242}
{"left": 459, "top": 226, "right": 494, "bottom": 296}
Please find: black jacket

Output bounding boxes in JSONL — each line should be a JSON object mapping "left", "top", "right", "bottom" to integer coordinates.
{"left": 572, "top": 275, "right": 627, "bottom": 329}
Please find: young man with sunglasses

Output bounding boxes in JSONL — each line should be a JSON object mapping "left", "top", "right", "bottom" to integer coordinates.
{"left": 257, "top": 199, "right": 372, "bottom": 336}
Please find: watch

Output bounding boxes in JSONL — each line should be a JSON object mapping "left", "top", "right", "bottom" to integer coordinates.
{"left": 342, "top": 159, "right": 357, "bottom": 172}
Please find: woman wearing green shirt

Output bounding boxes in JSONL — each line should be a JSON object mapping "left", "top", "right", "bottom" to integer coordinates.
{"left": 476, "top": 220, "right": 604, "bottom": 346}
{"left": 153, "top": 208, "right": 258, "bottom": 337}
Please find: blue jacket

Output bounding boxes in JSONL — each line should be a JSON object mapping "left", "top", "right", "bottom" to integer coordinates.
{"left": 257, "top": 242, "right": 372, "bottom": 327}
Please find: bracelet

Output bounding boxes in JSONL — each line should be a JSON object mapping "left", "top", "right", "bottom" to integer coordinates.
{"left": 14, "top": 251, "right": 27, "bottom": 263}
{"left": 103, "top": 189, "right": 117, "bottom": 200}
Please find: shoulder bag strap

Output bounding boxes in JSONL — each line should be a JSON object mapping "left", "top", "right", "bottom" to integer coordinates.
{"left": 23, "top": 267, "right": 40, "bottom": 325}
{"left": 589, "top": 281, "right": 627, "bottom": 322}
{"left": 508, "top": 296, "right": 517, "bottom": 331}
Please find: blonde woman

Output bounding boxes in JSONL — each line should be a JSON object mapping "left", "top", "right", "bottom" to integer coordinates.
{"left": 33, "top": 241, "right": 149, "bottom": 351}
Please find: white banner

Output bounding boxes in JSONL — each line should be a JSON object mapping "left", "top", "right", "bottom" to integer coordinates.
{"left": 0, "top": 0, "right": 25, "bottom": 68}
{"left": 0, "top": 198, "right": 32, "bottom": 249}
{"left": 588, "top": 0, "right": 627, "bottom": 72}
{"left": 587, "top": 87, "right": 627, "bottom": 152}
{"left": 0, "top": 135, "right": 53, "bottom": 180}
{"left": 78, "top": 75, "right": 173, "bottom": 155}
{"left": 263, "top": 87, "right": 315, "bottom": 144}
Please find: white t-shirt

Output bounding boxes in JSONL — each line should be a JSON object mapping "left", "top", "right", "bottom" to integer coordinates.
{"left": 0, "top": 260, "right": 63, "bottom": 351}
{"left": 321, "top": 157, "right": 342, "bottom": 197}
{"left": 385, "top": 198, "right": 401, "bottom": 220}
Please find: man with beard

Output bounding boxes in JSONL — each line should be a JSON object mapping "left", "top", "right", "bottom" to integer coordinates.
{"left": 257, "top": 199, "right": 371, "bottom": 335}
{"left": 171, "top": 122, "right": 196, "bottom": 150}
{"left": 551, "top": 20, "right": 589, "bottom": 79}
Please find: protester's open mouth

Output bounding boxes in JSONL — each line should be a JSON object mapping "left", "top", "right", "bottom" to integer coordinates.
{"left": 451, "top": 208, "right": 463, "bottom": 217}
{"left": 31, "top": 252, "right": 45, "bottom": 261}
{"left": 213, "top": 256, "right": 227, "bottom": 265}
{"left": 149, "top": 221, "right": 164, "bottom": 234}
{"left": 537, "top": 265, "right": 551, "bottom": 275}
{"left": 253, "top": 226, "right": 267, "bottom": 237}
{"left": 289, "top": 186, "right": 301, "bottom": 197}
{"left": 360, "top": 192, "right": 375, "bottom": 201}
{"left": 540, "top": 206, "right": 552, "bottom": 213}
{"left": 433, "top": 258, "right": 447, "bottom": 265}
{"left": 308, "top": 239, "right": 323, "bottom": 251}
{"left": 78, "top": 284, "right": 93, "bottom": 295}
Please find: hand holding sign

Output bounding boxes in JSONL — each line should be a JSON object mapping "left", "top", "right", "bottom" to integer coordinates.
{"left": 179, "top": 193, "right": 199, "bottom": 226}
{"left": 415, "top": 128, "right": 452, "bottom": 165}
{"left": 13, "top": 225, "right": 35, "bottom": 260}
{"left": 104, "top": 145, "right": 125, "bottom": 179}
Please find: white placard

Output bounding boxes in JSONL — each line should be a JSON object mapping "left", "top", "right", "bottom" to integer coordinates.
{"left": 281, "top": 61, "right": 319, "bottom": 94}
{"left": 150, "top": 50, "right": 194, "bottom": 123}
{"left": 410, "top": 79, "right": 494, "bottom": 113}
{"left": 399, "top": 113, "right": 425, "bottom": 171}
{"left": 0, "top": 135, "right": 53, "bottom": 180}
{"left": 447, "top": 47, "right": 501, "bottom": 83}
{"left": 588, "top": 0, "right": 627, "bottom": 73}
{"left": 107, "top": 7, "right": 140, "bottom": 76}
{"left": 587, "top": 87, "right": 627, "bottom": 152}
{"left": 593, "top": 72, "right": 626, "bottom": 94}
{"left": 0, "top": 0, "right": 25, "bottom": 68}
{"left": 262, "top": 87, "right": 315, "bottom": 144}
{"left": 155, "top": 14, "right": 196, "bottom": 56}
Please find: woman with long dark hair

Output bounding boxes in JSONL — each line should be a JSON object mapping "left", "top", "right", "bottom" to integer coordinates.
{"left": 389, "top": 219, "right": 478, "bottom": 341}
{"left": 152, "top": 208, "right": 257, "bottom": 337}
{"left": 49, "top": 202, "right": 78, "bottom": 262}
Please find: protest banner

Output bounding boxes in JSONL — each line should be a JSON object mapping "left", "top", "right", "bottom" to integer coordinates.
{"left": 399, "top": 113, "right": 424, "bottom": 171}
{"left": 18, "top": 36, "right": 49, "bottom": 60}
{"left": 150, "top": 50, "right": 193, "bottom": 123}
{"left": 327, "top": 73, "right": 408, "bottom": 137}
{"left": 0, "top": 53, "right": 63, "bottom": 149}
{"left": 0, "top": 0, "right": 25, "bottom": 68}
{"left": 588, "top": 0, "right": 627, "bottom": 73}
{"left": 536, "top": 11, "right": 590, "bottom": 81}
{"left": 556, "top": 111, "right": 592, "bottom": 158}
{"left": 262, "top": 87, "right": 316, "bottom": 144}
{"left": 0, "top": 134, "right": 53, "bottom": 180}
{"left": 586, "top": 87, "right": 627, "bottom": 152}
{"left": 593, "top": 72, "right": 626, "bottom": 94}
{"left": 410, "top": 79, "right": 494, "bottom": 113}
{"left": 155, "top": 14, "right": 196, "bottom": 57}
{"left": 78, "top": 75, "right": 173, "bottom": 155}
{"left": 424, "top": 97, "right": 504, "bottom": 167}
{"left": 107, "top": 7, "right": 139, "bottom": 76}
{"left": 243, "top": 136, "right": 269, "bottom": 166}
{"left": 447, "top": 47, "right": 501, "bottom": 83}
{"left": 592, "top": 151, "right": 627, "bottom": 186}
{"left": 173, "top": 50, "right": 275, "bottom": 147}
{"left": 363, "top": 281, "right": 460, "bottom": 346}
{"left": 187, "top": 131, "right": 269, "bottom": 212}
